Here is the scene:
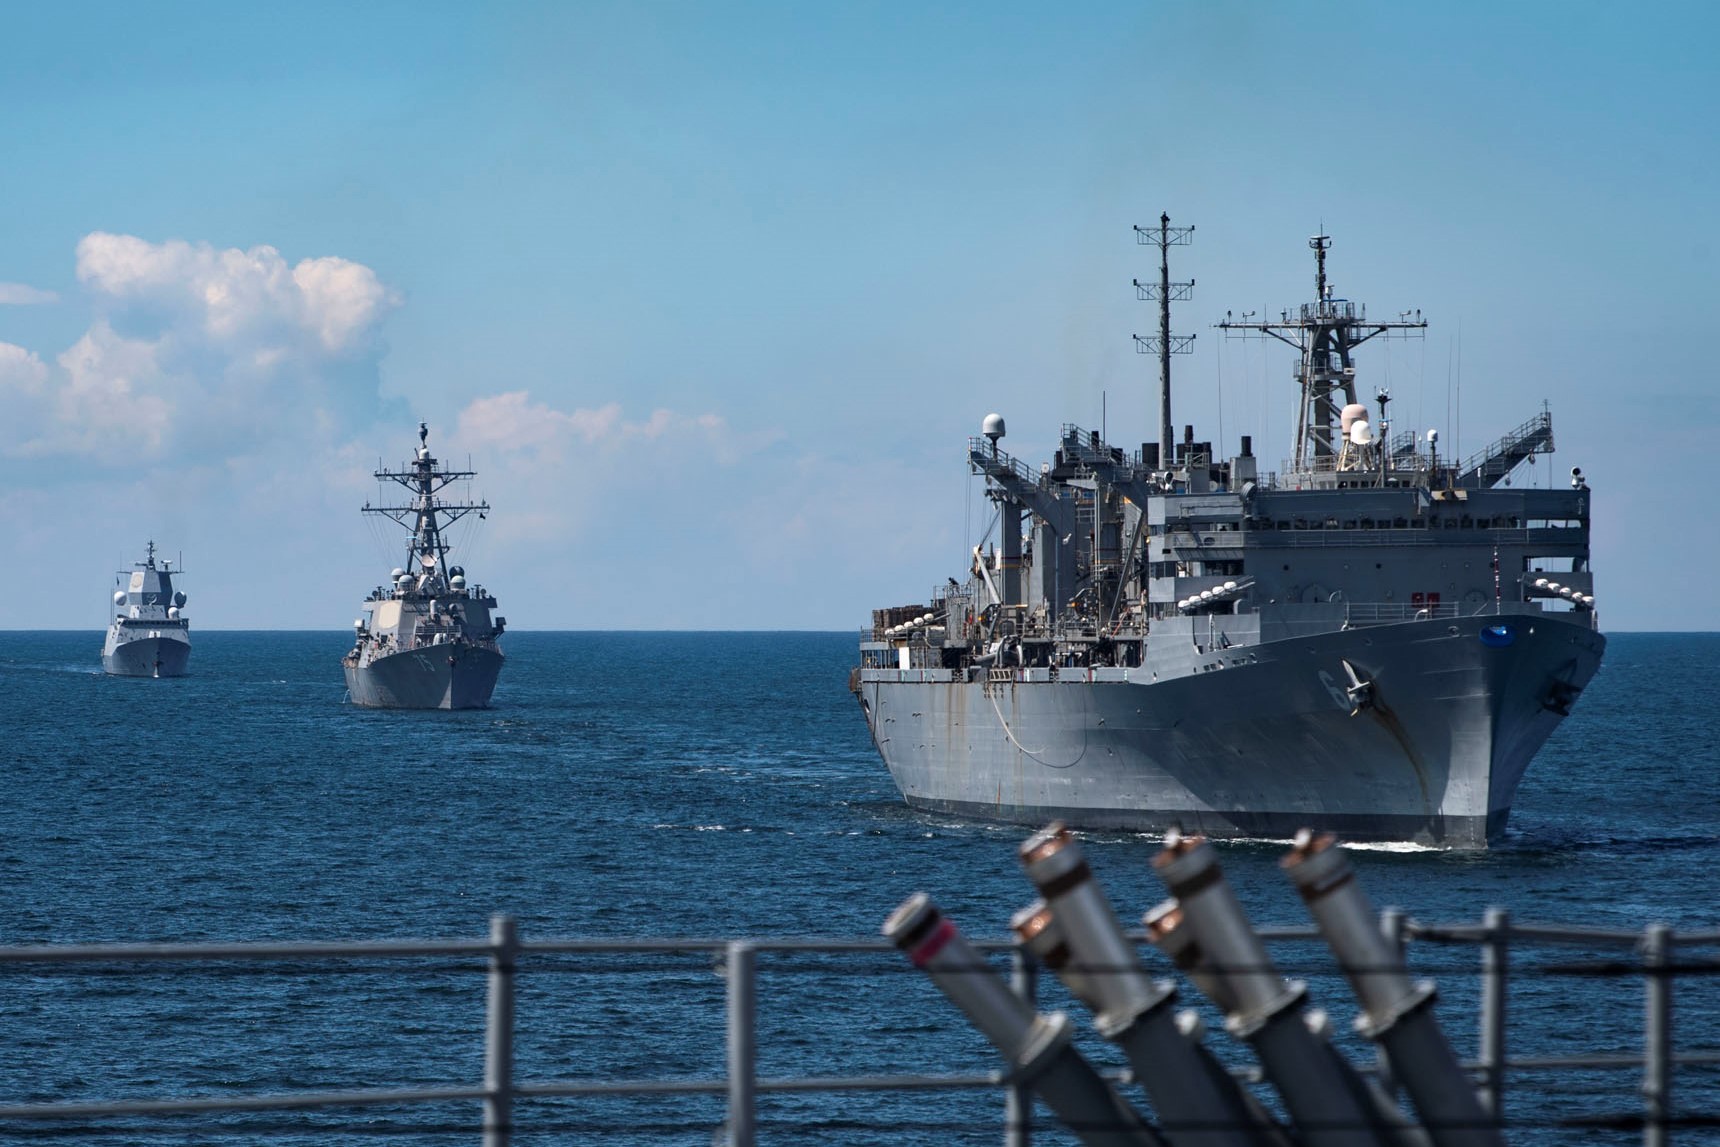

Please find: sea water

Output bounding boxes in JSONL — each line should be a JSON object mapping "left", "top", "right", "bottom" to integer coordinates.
{"left": 1, "top": 630, "right": 1716, "bottom": 1143}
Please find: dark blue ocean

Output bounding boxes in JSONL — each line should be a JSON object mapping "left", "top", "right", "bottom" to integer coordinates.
{"left": 2, "top": 631, "right": 1717, "bottom": 1144}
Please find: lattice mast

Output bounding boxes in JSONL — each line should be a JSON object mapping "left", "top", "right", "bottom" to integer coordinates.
{"left": 1217, "top": 235, "right": 1424, "bottom": 473}
{"left": 363, "top": 422, "right": 489, "bottom": 579}
{"left": 1133, "top": 214, "right": 1195, "bottom": 468}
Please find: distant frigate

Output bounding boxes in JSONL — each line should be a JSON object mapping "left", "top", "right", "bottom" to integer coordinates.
{"left": 343, "top": 423, "right": 506, "bottom": 709}
{"left": 103, "top": 541, "right": 191, "bottom": 677}
{"left": 854, "top": 223, "right": 1605, "bottom": 848}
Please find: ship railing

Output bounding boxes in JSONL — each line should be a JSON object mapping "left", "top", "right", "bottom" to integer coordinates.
{"left": 0, "top": 914, "right": 1714, "bottom": 1145}
{"left": 1299, "top": 299, "right": 1360, "bottom": 323}
{"left": 967, "top": 437, "right": 1040, "bottom": 486}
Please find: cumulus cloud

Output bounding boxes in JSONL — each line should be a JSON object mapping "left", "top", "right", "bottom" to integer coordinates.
{"left": 455, "top": 391, "right": 724, "bottom": 454}
{"left": 0, "top": 282, "right": 58, "bottom": 305}
{"left": 0, "top": 233, "right": 400, "bottom": 462}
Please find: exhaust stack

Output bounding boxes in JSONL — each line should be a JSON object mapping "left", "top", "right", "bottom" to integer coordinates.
{"left": 883, "top": 893, "right": 1162, "bottom": 1147}
{"left": 1282, "top": 831, "right": 1505, "bottom": 1147}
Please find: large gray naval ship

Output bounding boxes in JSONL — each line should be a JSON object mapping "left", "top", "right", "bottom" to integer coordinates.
{"left": 102, "top": 541, "right": 191, "bottom": 677}
{"left": 855, "top": 224, "right": 1605, "bottom": 848}
{"left": 344, "top": 423, "right": 506, "bottom": 709}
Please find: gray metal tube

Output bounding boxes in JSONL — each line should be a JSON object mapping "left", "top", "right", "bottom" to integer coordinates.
{"left": 1281, "top": 832, "right": 1502, "bottom": 1147}
{"left": 1002, "top": 500, "right": 1024, "bottom": 608}
{"left": 483, "top": 914, "right": 517, "bottom": 1147}
{"left": 1476, "top": 909, "right": 1508, "bottom": 1121}
{"left": 1019, "top": 826, "right": 1260, "bottom": 1147}
{"left": 1007, "top": 946, "right": 1037, "bottom": 1147}
{"left": 1143, "top": 901, "right": 1237, "bottom": 1013}
{"left": 1153, "top": 831, "right": 1388, "bottom": 1147}
{"left": 1643, "top": 923, "right": 1671, "bottom": 1147}
{"left": 884, "top": 894, "right": 1163, "bottom": 1147}
{"left": 725, "top": 941, "right": 757, "bottom": 1147}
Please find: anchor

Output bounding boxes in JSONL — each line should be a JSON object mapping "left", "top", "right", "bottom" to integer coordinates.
{"left": 1340, "top": 659, "right": 1374, "bottom": 716}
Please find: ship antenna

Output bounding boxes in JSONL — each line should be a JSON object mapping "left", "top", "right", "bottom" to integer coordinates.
{"left": 419, "top": 421, "right": 429, "bottom": 447}
{"left": 1133, "top": 213, "right": 1195, "bottom": 472}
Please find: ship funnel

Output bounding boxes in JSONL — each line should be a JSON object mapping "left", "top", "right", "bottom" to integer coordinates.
{"left": 1153, "top": 831, "right": 1407, "bottom": 1147}
{"left": 882, "top": 894, "right": 1159, "bottom": 1146}
{"left": 1019, "top": 824, "right": 1261, "bottom": 1147}
{"left": 1282, "top": 832, "right": 1503, "bottom": 1147}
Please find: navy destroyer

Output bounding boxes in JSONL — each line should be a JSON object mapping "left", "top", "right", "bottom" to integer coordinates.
{"left": 344, "top": 423, "right": 506, "bottom": 709}
{"left": 855, "top": 223, "right": 1605, "bottom": 848}
{"left": 102, "top": 541, "right": 191, "bottom": 677}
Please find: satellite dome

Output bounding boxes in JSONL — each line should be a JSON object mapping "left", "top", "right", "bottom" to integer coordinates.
{"left": 982, "top": 413, "right": 1006, "bottom": 441}
{"left": 1340, "top": 403, "right": 1370, "bottom": 433}
{"left": 113, "top": 590, "right": 126, "bottom": 606}
{"left": 167, "top": 607, "right": 179, "bottom": 619}
{"left": 172, "top": 591, "right": 187, "bottom": 608}
{"left": 1348, "top": 420, "right": 1374, "bottom": 445}
{"left": 450, "top": 574, "right": 467, "bottom": 589}
{"left": 391, "top": 568, "right": 406, "bottom": 580}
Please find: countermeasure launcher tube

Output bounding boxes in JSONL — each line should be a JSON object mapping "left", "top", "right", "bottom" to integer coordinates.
{"left": 1145, "top": 901, "right": 1238, "bottom": 1013}
{"left": 1154, "top": 831, "right": 1390, "bottom": 1147}
{"left": 1152, "top": 903, "right": 1428, "bottom": 1147}
{"left": 1282, "top": 832, "right": 1504, "bottom": 1147}
{"left": 1141, "top": 901, "right": 1299, "bottom": 1147}
{"left": 1020, "top": 825, "right": 1261, "bottom": 1147}
{"left": 884, "top": 894, "right": 1162, "bottom": 1147}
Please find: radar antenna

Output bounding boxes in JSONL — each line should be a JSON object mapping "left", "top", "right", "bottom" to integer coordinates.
{"left": 363, "top": 425, "right": 489, "bottom": 584}
{"left": 1132, "top": 214, "right": 1195, "bottom": 469}
{"left": 1217, "top": 234, "right": 1425, "bottom": 475}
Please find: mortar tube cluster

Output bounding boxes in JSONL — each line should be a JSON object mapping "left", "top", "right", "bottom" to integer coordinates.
{"left": 1153, "top": 830, "right": 1395, "bottom": 1147}
{"left": 1283, "top": 831, "right": 1505, "bottom": 1147}
{"left": 1019, "top": 824, "right": 1263, "bottom": 1147}
{"left": 883, "top": 893, "right": 1163, "bottom": 1147}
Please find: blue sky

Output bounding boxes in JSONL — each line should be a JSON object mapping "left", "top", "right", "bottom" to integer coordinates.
{"left": 2, "top": 2, "right": 1715, "bottom": 629}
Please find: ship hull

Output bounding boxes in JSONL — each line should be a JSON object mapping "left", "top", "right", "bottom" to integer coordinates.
{"left": 102, "top": 633, "right": 191, "bottom": 678}
{"left": 859, "top": 613, "right": 1605, "bottom": 849}
{"left": 344, "top": 645, "right": 503, "bottom": 710}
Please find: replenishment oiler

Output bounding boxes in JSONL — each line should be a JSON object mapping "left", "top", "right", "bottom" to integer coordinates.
{"left": 344, "top": 423, "right": 506, "bottom": 710}
{"left": 855, "top": 223, "right": 1605, "bottom": 848}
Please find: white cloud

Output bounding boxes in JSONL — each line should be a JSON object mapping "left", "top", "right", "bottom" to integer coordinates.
{"left": 1, "top": 233, "right": 400, "bottom": 462}
{"left": 0, "top": 282, "right": 58, "bottom": 305}
{"left": 455, "top": 391, "right": 720, "bottom": 455}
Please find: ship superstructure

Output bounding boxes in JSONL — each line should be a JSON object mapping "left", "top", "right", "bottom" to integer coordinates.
{"left": 102, "top": 541, "right": 191, "bottom": 677}
{"left": 855, "top": 226, "right": 1605, "bottom": 847}
{"left": 344, "top": 423, "right": 506, "bottom": 709}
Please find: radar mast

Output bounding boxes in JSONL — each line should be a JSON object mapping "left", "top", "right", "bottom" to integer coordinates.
{"left": 1218, "top": 234, "right": 1425, "bottom": 474}
{"left": 362, "top": 422, "right": 489, "bottom": 584}
{"left": 1133, "top": 214, "right": 1195, "bottom": 469}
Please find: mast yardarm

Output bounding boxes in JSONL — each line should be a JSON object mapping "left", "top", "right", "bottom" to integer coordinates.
{"left": 361, "top": 422, "right": 489, "bottom": 581}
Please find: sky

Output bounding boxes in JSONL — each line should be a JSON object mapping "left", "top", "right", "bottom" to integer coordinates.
{"left": 2, "top": 1, "right": 1715, "bottom": 631}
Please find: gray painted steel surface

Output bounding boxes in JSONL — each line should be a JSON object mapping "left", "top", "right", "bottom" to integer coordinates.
{"left": 345, "top": 424, "right": 506, "bottom": 710}
{"left": 102, "top": 541, "right": 191, "bottom": 677}
{"left": 857, "top": 231, "right": 1604, "bottom": 848}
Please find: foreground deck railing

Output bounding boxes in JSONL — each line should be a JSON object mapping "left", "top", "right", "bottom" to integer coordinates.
{"left": 0, "top": 914, "right": 1715, "bottom": 1144}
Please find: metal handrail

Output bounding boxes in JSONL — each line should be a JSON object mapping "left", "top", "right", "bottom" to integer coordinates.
{"left": 0, "top": 916, "right": 1713, "bottom": 1145}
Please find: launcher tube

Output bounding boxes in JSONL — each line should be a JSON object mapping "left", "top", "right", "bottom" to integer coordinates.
{"left": 1020, "top": 826, "right": 1260, "bottom": 1147}
{"left": 1282, "top": 833, "right": 1504, "bottom": 1147}
{"left": 1154, "top": 831, "right": 1389, "bottom": 1147}
{"left": 884, "top": 894, "right": 1162, "bottom": 1147}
